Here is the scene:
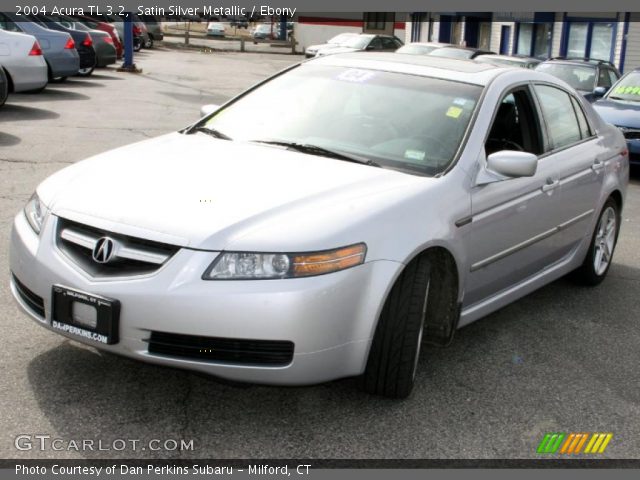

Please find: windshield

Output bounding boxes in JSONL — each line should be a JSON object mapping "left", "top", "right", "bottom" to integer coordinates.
{"left": 429, "top": 47, "right": 474, "bottom": 59}
{"left": 328, "top": 33, "right": 357, "bottom": 45}
{"left": 607, "top": 72, "right": 640, "bottom": 101}
{"left": 397, "top": 44, "right": 439, "bottom": 55}
{"left": 340, "top": 36, "right": 372, "bottom": 49}
{"left": 536, "top": 63, "right": 596, "bottom": 91}
{"left": 202, "top": 64, "right": 482, "bottom": 176}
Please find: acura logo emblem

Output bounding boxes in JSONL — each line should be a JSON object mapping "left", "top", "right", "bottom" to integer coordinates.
{"left": 92, "top": 237, "right": 116, "bottom": 264}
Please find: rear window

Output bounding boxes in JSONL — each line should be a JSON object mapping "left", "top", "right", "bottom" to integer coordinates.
{"left": 536, "top": 63, "right": 596, "bottom": 92}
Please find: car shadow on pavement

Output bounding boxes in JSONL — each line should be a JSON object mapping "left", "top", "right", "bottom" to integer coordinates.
{"left": 158, "top": 91, "right": 228, "bottom": 105}
{"left": 24, "top": 263, "right": 640, "bottom": 459}
{"left": 86, "top": 74, "right": 124, "bottom": 81}
{"left": 0, "top": 131, "right": 21, "bottom": 146}
{"left": 14, "top": 89, "right": 90, "bottom": 102}
{"left": 0, "top": 105, "right": 59, "bottom": 122}
{"left": 48, "top": 79, "right": 105, "bottom": 88}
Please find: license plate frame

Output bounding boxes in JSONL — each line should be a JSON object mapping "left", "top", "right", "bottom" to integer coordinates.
{"left": 51, "top": 285, "right": 120, "bottom": 345}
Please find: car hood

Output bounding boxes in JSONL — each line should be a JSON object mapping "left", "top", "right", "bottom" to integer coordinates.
{"left": 39, "top": 133, "right": 426, "bottom": 251}
{"left": 593, "top": 98, "right": 640, "bottom": 129}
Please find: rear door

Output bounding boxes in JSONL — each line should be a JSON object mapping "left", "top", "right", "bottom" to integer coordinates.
{"left": 531, "top": 83, "right": 606, "bottom": 257}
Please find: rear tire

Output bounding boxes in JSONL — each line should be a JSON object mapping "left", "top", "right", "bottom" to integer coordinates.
{"left": 362, "top": 254, "right": 432, "bottom": 398}
{"left": 573, "top": 198, "right": 620, "bottom": 286}
{"left": 50, "top": 76, "right": 68, "bottom": 83}
{"left": 0, "top": 68, "right": 8, "bottom": 107}
{"left": 77, "top": 67, "right": 94, "bottom": 77}
{"left": 144, "top": 36, "right": 154, "bottom": 48}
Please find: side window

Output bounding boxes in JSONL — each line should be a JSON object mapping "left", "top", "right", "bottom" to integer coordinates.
{"left": 533, "top": 85, "right": 583, "bottom": 151}
{"left": 598, "top": 68, "right": 612, "bottom": 88}
{"left": 607, "top": 69, "right": 620, "bottom": 86}
{"left": 485, "top": 88, "right": 543, "bottom": 156}
{"left": 570, "top": 96, "right": 592, "bottom": 139}
{"left": 381, "top": 37, "right": 397, "bottom": 50}
{"left": 368, "top": 37, "right": 383, "bottom": 50}
{"left": 0, "top": 13, "right": 21, "bottom": 32}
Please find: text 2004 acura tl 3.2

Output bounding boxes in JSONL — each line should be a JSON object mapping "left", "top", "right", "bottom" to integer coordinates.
{"left": 10, "top": 54, "right": 628, "bottom": 398}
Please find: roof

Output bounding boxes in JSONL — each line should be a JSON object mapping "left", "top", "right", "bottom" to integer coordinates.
{"left": 543, "top": 57, "right": 615, "bottom": 68}
{"left": 310, "top": 52, "right": 515, "bottom": 86}
{"left": 476, "top": 54, "right": 539, "bottom": 64}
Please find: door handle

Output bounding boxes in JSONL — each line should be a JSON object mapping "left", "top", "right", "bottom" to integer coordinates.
{"left": 541, "top": 178, "right": 560, "bottom": 193}
{"left": 592, "top": 159, "right": 605, "bottom": 172}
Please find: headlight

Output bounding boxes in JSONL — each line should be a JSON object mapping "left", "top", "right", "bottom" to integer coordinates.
{"left": 203, "top": 243, "right": 367, "bottom": 280}
{"left": 24, "top": 193, "right": 48, "bottom": 234}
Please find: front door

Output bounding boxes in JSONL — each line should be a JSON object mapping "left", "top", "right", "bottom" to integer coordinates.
{"left": 463, "top": 86, "right": 570, "bottom": 307}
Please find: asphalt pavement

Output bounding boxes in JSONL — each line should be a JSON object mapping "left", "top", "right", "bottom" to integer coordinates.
{"left": 0, "top": 46, "right": 639, "bottom": 460}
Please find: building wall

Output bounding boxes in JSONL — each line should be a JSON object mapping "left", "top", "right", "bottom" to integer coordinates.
{"left": 625, "top": 19, "right": 640, "bottom": 70}
{"left": 551, "top": 12, "right": 564, "bottom": 57}
{"left": 294, "top": 13, "right": 362, "bottom": 51}
{"left": 489, "top": 22, "right": 514, "bottom": 53}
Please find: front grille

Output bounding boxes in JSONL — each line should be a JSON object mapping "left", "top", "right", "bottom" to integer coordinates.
{"left": 56, "top": 217, "right": 180, "bottom": 277}
{"left": 618, "top": 127, "right": 640, "bottom": 140}
{"left": 147, "top": 331, "right": 295, "bottom": 366}
{"left": 12, "top": 274, "right": 45, "bottom": 318}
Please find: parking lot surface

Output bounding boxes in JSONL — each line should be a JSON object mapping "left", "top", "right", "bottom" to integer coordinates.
{"left": 1, "top": 47, "right": 639, "bottom": 460}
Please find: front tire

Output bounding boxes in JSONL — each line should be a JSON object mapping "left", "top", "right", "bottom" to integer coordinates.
{"left": 573, "top": 198, "right": 620, "bottom": 286}
{"left": 144, "top": 36, "right": 154, "bottom": 48}
{"left": 362, "top": 254, "right": 432, "bottom": 398}
{"left": 0, "top": 68, "right": 8, "bottom": 107}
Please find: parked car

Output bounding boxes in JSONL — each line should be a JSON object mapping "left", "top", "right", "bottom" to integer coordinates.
{"left": 10, "top": 54, "right": 629, "bottom": 398}
{"left": 251, "top": 23, "right": 275, "bottom": 40}
{"left": 96, "top": 14, "right": 147, "bottom": 52}
{"left": 0, "top": 30, "right": 48, "bottom": 92}
{"left": 0, "top": 65, "right": 8, "bottom": 106}
{"left": 593, "top": 68, "right": 640, "bottom": 166}
{"left": 396, "top": 42, "right": 451, "bottom": 55}
{"left": 38, "top": 15, "right": 116, "bottom": 68}
{"left": 228, "top": 16, "right": 249, "bottom": 29}
{"left": 314, "top": 34, "right": 403, "bottom": 56}
{"left": 0, "top": 13, "right": 79, "bottom": 82}
{"left": 474, "top": 54, "right": 541, "bottom": 69}
{"left": 428, "top": 45, "right": 495, "bottom": 59}
{"left": 70, "top": 14, "right": 123, "bottom": 59}
{"left": 206, "top": 22, "right": 225, "bottom": 37}
{"left": 26, "top": 15, "right": 97, "bottom": 76}
{"left": 535, "top": 58, "right": 621, "bottom": 102}
{"left": 304, "top": 32, "right": 359, "bottom": 58}
{"left": 138, "top": 14, "right": 164, "bottom": 47}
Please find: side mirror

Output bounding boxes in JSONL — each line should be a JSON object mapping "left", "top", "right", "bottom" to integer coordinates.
{"left": 487, "top": 150, "right": 538, "bottom": 178}
{"left": 199, "top": 104, "right": 220, "bottom": 117}
{"left": 593, "top": 86, "right": 609, "bottom": 98}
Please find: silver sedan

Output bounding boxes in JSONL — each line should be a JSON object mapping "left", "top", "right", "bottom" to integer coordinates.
{"left": 10, "top": 54, "right": 628, "bottom": 398}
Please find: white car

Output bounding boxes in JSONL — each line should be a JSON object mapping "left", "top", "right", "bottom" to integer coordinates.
{"left": 0, "top": 30, "right": 48, "bottom": 92}
{"left": 304, "top": 32, "right": 358, "bottom": 58}
{"left": 206, "top": 22, "right": 225, "bottom": 37}
{"left": 10, "top": 54, "right": 628, "bottom": 398}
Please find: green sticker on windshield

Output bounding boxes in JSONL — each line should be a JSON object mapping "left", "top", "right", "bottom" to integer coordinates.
{"left": 614, "top": 85, "right": 640, "bottom": 95}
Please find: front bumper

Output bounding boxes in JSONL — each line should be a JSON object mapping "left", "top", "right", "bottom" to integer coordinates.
{"left": 10, "top": 212, "right": 401, "bottom": 385}
{"left": 627, "top": 139, "right": 640, "bottom": 166}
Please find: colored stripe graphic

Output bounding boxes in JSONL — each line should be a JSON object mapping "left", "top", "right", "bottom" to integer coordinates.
{"left": 537, "top": 433, "right": 565, "bottom": 453}
{"left": 539, "top": 433, "right": 613, "bottom": 454}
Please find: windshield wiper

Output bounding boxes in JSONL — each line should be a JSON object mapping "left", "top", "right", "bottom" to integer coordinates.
{"left": 251, "top": 140, "right": 381, "bottom": 167}
{"left": 608, "top": 95, "right": 638, "bottom": 101}
{"left": 187, "top": 125, "right": 232, "bottom": 140}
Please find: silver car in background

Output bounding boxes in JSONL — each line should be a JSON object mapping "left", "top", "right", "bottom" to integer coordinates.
{"left": 10, "top": 54, "right": 628, "bottom": 398}
{"left": 0, "top": 29, "right": 47, "bottom": 92}
{"left": 0, "top": 13, "right": 79, "bottom": 81}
